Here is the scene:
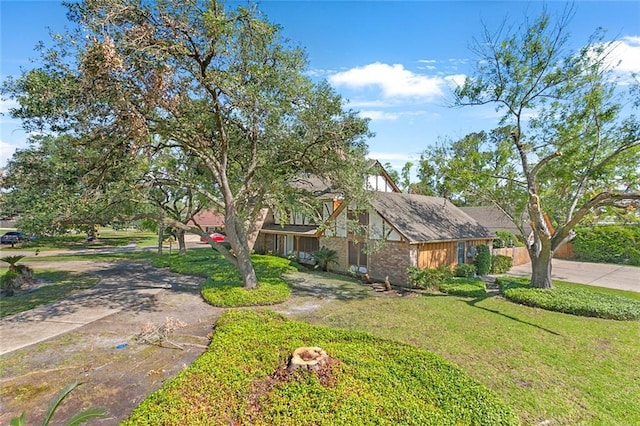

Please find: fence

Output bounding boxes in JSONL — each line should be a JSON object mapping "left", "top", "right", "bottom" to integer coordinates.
{"left": 493, "top": 246, "right": 530, "bottom": 266}
{"left": 554, "top": 242, "right": 575, "bottom": 259}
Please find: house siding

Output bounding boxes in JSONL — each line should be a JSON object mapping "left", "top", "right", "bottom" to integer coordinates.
{"left": 417, "top": 239, "right": 493, "bottom": 269}
{"left": 418, "top": 242, "right": 457, "bottom": 269}
{"left": 254, "top": 233, "right": 275, "bottom": 255}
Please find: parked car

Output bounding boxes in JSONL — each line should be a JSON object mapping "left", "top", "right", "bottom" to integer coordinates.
{"left": 1, "top": 231, "right": 27, "bottom": 244}
{"left": 199, "top": 233, "right": 226, "bottom": 243}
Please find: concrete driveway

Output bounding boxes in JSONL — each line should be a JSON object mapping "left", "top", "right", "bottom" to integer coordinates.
{"left": 507, "top": 259, "right": 640, "bottom": 293}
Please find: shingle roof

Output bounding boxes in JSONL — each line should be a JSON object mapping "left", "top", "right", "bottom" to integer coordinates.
{"left": 458, "top": 206, "right": 530, "bottom": 235}
{"left": 372, "top": 192, "right": 493, "bottom": 243}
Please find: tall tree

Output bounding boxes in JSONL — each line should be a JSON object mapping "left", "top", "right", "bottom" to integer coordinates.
{"left": 2, "top": 0, "right": 370, "bottom": 288}
{"left": 450, "top": 7, "right": 640, "bottom": 288}
{"left": 0, "top": 134, "right": 144, "bottom": 236}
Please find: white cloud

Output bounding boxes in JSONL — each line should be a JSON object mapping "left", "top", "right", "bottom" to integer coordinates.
{"left": 0, "top": 98, "right": 19, "bottom": 114}
{"left": 608, "top": 36, "right": 640, "bottom": 73}
{"left": 444, "top": 74, "right": 467, "bottom": 88}
{"left": 344, "top": 99, "right": 395, "bottom": 108}
{"left": 0, "top": 140, "right": 18, "bottom": 168}
{"left": 329, "top": 62, "right": 446, "bottom": 99}
{"left": 358, "top": 110, "right": 400, "bottom": 121}
{"left": 370, "top": 152, "right": 420, "bottom": 163}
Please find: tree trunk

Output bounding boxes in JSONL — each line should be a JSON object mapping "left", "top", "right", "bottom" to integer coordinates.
{"left": 236, "top": 248, "right": 259, "bottom": 289}
{"left": 176, "top": 229, "right": 186, "bottom": 255}
{"left": 529, "top": 245, "right": 554, "bottom": 289}
{"left": 225, "top": 211, "right": 259, "bottom": 289}
{"left": 157, "top": 222, "right": 164, "bottom": 255}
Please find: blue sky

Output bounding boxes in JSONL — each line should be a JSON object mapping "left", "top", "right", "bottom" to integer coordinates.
{"left": 1, "top": 1, "right": 639, "bottom": 174}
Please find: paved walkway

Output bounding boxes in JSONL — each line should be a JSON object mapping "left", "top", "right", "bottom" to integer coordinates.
{"left": 507, "top": 259, "right": 640, "bottom": 293}
{"left": 0, "top": 261, "right": 209, "bottom": 355}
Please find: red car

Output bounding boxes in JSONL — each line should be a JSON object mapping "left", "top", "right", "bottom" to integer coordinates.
{"left": 199, "top": 233, "right": 226, "bottom": 243}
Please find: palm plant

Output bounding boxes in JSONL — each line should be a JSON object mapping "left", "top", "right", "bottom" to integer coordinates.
{"left": 10, "top": 381, "right": 107, "bottom": 426}
{"left": 312, "top": 246, "right": 339, "bottom": 272}
{"left": 0, "top": 255, "right": 32, "bottom": 297}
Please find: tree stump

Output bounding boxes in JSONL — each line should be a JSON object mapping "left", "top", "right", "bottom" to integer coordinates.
{"left": 384, "top": 276, "right": 392, "bottom": 291}
{"left": 287, "top": 347, "right": 328, "bottom": 371}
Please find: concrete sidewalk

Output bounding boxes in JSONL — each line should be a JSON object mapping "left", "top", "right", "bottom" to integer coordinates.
{"left": 508, "top": 259, "right": 640, "bottom": 293}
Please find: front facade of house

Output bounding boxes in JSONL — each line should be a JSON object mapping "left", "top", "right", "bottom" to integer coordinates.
{"left": 318, "top": 192, "right": 493, "bottom": 284}
{"left": 253, "top": 162, "right": 493, "bottom": 285}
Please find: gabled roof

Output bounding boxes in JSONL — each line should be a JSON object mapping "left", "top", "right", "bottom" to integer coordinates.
{"left": 459, "top": 206, "right": 530, "bottom": 235}
{"left": 290, "top": 174, "right": 342, "bottom": 200}
{"left": 288, "top": 159, "right": 401, "bottom": 199}
{"left": 372, "top": 192, "right": 493, "bottom": 243}
{"left": 189, "top": 210, "right": 225, "bottom": 227}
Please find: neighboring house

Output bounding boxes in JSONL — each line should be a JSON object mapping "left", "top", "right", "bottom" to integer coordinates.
{"left": 458, "top": 206, "right": 531, "bottom": 241}
{"left": 189, "top": 210, "right": 225, "bottom": 233}
{"left": 254, "top": 161, "right": 494, "bottom": 285}
{"left": 460, "top": 205, "right": 532, "bottom": 266}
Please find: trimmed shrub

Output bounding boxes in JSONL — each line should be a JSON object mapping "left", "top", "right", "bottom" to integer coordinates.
{"left": 0, "top": 270, "right": 21, "bottom": 297}
{"left": 493, "top": 231, "right": 523, "bottom": 248}
{"left": 491, "top": 255, "right": 513, "bottom": 274}
{"left": 497, "top": 277, "right": 640, "bottom": 320}
{"left": 312, "top": 246, "right": 338, "bottom": 271}
{"left": 573, "top": 225, "right": 640, "bottom": 266}
{"left": 474, "top": 245, "right": 491, "bottom": 276}
{"left": 439, "top": 278, "right": 487, "bottom": 298}
{"left": 454, "top": 263, "right": 477, "bottom": 277}
{"left": 406, "top": 266, "right": 453, "bottom": 290}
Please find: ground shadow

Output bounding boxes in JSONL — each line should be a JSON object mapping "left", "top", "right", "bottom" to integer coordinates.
{"left": 464, "top": 295, "right": 562, "bottom": 336}
{"left": 284, "top": 270, "right": 375, "bottom": 302}
{"left": 2, "top": 261, "right": 203, "bottom": 324}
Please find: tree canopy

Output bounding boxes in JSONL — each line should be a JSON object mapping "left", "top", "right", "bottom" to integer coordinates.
{"left": 421, "top": 7, "right": 639, "bottom": 288}
{"left": 1, "top": 0, "right": 371, "bottom": 288}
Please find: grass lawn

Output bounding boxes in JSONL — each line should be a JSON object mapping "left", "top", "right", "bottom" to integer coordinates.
{"left": 0, "top": 228, "right": 157, "bottom": 252}
{"left": 291, "top": 285, "right": 640, "bottom": 425}
{"left": 0, "top": 270, "right": 99, "bottom": 318}
{"left": 124, "top": 309, "right": 518, "bottom": 425}
{"left": 153, "top": 250, "right": 296, "bottom": 306}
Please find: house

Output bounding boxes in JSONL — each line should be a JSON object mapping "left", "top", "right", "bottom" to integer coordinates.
{"left": 253, "top": 161, "right": 494, "bottom": 285}
{"left": 320, "top": 192, "right": 494, "bottom": 284}
{"left": 459, "top": 205, "right": 532, "bottom": 265}
{"left": 189, "top": 210, "right": 225, "bottom": 233}
{"left": 458, "top": 206, "right": 531, "bottom": 241}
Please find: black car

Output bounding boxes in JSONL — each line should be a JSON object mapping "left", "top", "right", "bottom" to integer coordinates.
{"left": 0, "top": 231, "right": 27, "bottom": 244}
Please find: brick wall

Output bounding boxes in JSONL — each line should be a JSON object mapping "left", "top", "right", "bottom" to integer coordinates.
{"left": 319, "top": 237, "right": 348, "bottom": 273}
{"left": 369, "top": 240, "right": 413, "bottom": 286}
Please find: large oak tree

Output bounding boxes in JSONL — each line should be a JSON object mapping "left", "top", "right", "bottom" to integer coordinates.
{"left": 2, "top": 0, "right": 371, "bottom": 288}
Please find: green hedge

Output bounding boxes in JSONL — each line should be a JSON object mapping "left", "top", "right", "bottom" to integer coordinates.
{"left": 573, "top": 225, "right": 640, "bottom": 266}
{"left": 454, "top": 263, "right": 477, "bottom": 278}
{"left": 153, "top": 251, "right": 296, "bottom": 307}
{"left": 123, "top": 310, "right": 518, "bottom": 425}
{"left": 491, "top": 255, "right": 513, "bottom": 274}
{"left": 406, "top": 266, "right": 453, "bottom": 289}
{"left": 474, "top": 245, "right": 491, "bottom": 276}
{"left": 498, "top": 277, "right": 640, "bottom": 320}
{"left": 439, "top": 278, "right": 487, "bottom": 298}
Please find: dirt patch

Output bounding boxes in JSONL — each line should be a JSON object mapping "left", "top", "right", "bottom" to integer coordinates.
{"left": 0, "top": 261, "right": 222, "bottom": 425}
